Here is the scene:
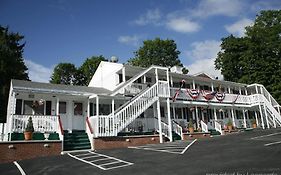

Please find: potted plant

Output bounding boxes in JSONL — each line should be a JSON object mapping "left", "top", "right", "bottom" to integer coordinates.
{"left": 252, "top": 119, "right": 257, "bottom": 128}
{"left": 226, "top": 119, "right": 233, "bottom": 132}
{"left": 24, "top": 117, "right": 34, "bottom": 140}
{"left": 188, "top": 119, "right": 194, "bottom": 134}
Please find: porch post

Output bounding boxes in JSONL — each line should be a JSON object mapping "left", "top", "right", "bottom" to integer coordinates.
{"left": 231, "top": 108, "right": 236, "bottom": 128}
{"left": 263, "top": 104, "right": 270, "bottom": 129}
{"left": 239, "top": 87, "right": 242, "bottom": 95}
{"left": 112, "top": 98, "right": 115, "bottom": 135}
{"left": 259, "top": 103, "right": 265, "bottom": 129}
{"left": 195, "top": 106, "right": 199, "bottom": 129}
{"left": 211, "top": 83, "right": 214, "bottom": 92}
{"left": 87, "top": 99, "right": 90, "bottom": 117}
{"left": 255, "top": 85, "right": 259, "bottom": 94}
{"left": 166, "top": 98, "right": 172, "bottom": 142}
{"left": 157, "top": 99, "right": 163, "bottom": 143}
{"left": 96, "top": 96, "right": 99, "bottom": 117}
{"left": 242, "top": 109, "right": 247, "bottom": 128}
{"left": 214, "top": 108, "right": 217, "bottom": 121}
{"left": 56, "top": 98, "right": 59, "bottom": 115}
{"left": 277, "top": 106, "right": 281, "bottom": 115}
{"left": 254, "top": 111, "right": 259, "bottom": 127}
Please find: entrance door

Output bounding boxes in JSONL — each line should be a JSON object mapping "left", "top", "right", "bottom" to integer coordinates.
{"left": 59, "top": 101, "right": 70, "bottom": 131}
{"left": 72, "top": 102, "right": 86, "bottom": 130}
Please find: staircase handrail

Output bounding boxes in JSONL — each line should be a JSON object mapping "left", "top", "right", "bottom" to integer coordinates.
{"left": 113, "top": 86, "right": 150, "bottom": 114}
{"left": 172, "top": 120, "right": 183, "bottom": 140}
{"left": 113, "top": 83, "right": 158, "bottom": 117}
{"left": 200, "top": 120, "right": 208, "bottom": 133}
{"left": 248, "top": 84, "right": 280, "bottom": 107}
{"left": 214, "top": 120, "right": 223, "bottom": 135}
{"left": 57, "top": 115, "right": 64, "bottom": 140}
{"left": 260, "top": 95, "right": 281, "bottom": 125}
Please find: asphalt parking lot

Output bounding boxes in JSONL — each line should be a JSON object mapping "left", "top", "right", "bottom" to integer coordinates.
{"left": 1, "top": 128, "right": 281, "bottom": 175}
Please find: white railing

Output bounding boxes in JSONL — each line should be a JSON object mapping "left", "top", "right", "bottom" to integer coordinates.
{"left": 170, "top": 88, "right": 250, "bottom": 104}
{"left": 215, "top": 120, "right": 223, "bottom": 135}
{"left": 0, "top": 123, "right": 6, "bottom": 141}
{"left": 85, "top": 116, "right": 94, "bottom": 149}
{"left": 90, "top": 82, "right": 160, "bottom": 137}
{"left": 172, "top": 121, "right": 183, "bottom": 140}
{"left": 155, "top": 118, "right": 169, "bottom": 138}
{"left": 11, "top": 115, "right": 59, "bottom": 133}
{"left": 201, "top": 120, "right": 208, "bottom": 133}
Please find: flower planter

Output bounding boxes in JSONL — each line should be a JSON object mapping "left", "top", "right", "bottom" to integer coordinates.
{"left": 227, "top": 125, "right": 232, "bottom": 132}
{"left": 252, "top": 123, "right": 257, "bottom": 128}
{"left": 24, "top": 131, "right": 33, "bottom": 140}
{"left": 188, "top": 127, "right": 194, "bottom": 134}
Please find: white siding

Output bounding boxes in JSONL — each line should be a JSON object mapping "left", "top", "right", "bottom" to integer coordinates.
{"left": 88, "top": 61, "right": 123, "bottom": 91}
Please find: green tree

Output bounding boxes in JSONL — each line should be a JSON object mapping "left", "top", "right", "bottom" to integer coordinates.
{"left": 50, "top": 63, "right": 77, "bottom": 85}
{"left": 215, "top": 10, "right": 281, "bottom": 103}
{"left": 0, "top": 26, "right": 29, "bottom": 122}
{"left": 77, "top": 55, "right": 106, "bottom": 86}
{"left": 128, "top": 37, "right": 183, "bottom": 68}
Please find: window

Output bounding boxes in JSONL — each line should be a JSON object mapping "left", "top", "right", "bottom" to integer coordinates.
{"left": 118, "top": 74, "right": 123, "bottom": 83}
{"left": 23, "top": 101, "right": 33, "bottom": 115}
{"left": 59, "top": 102, "right": 67, "bottom": 114}
{"left": 34, "top": 102, "right": 44, "bottom": 115}
{"left": 146, "top": 77, "right": 152, "bottom": 83}
{"left": 45, "top": 101, "right": 52, "bottom": 115}
{"left": 15, "top": 99, "right": 22, "bottom": 115}
{"left": 74, "top": 103, "right": 83, "bottom": 115}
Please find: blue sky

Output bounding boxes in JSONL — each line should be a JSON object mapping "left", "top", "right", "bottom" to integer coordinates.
{"left": 1, "top": 0, "right": 281, "bottom": 82}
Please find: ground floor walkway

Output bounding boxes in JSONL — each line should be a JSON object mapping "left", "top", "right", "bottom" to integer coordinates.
{"left": 1, "top": 128, "right": 280, "bottom": 175}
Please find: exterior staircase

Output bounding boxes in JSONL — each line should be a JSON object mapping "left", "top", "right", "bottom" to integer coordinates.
{"left": 63, "top": 131, "right": 91, "bottom": 151}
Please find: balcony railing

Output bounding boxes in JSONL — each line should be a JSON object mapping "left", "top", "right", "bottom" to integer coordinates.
{"left": 11, "top": 115, "right": 59, "bottom": 133}
{"left": 170, "top": 88, "right": 251, "bottom": 104}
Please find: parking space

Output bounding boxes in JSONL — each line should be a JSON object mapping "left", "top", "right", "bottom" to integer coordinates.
{"left": 1, "top": 128, "right": 281, "bottom": 175}
{"left": 250, "top": 130, "right": 281, "bottom": 147}
{"left": 128, "top": 139, "right": 197, "bottom": 154}
{"left": 68, "top": 150, "right": 133, "bottom": 170}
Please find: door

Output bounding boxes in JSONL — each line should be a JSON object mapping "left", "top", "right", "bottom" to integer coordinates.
{"left": 59, "top": 101, "right": 70, "bottom": 131}
{"left": 72, "top": 102, "right": 86, "bottom": 130}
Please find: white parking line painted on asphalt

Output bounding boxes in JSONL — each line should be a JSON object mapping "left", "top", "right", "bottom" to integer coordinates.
{"left": 251, "top": 132, "right": 281, "bottom": 140}
{"left": 68, "top": 151, "right": 133, "bottom": 170}
{"left": 180, "top": 139, "right": 197, "bottom": 154}
{"left": 13, "top": 161, "right": 26, "bottom": 175}
{"left": 264, "top": 140, "right": 281, "bottom": 147}
{"left": 129, "top": 140, "right": 197, "bottom": 155}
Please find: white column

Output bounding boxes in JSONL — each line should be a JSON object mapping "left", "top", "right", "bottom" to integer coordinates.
{"left": 211, "top": 83, "right": 214, "bottom": 91}
{"left": 214, "top": 108, "right": 217, "bottom": 120}
{"left": 277, "top": 106, "right": 281, "bottom": 115}
{"left": 111, "top": 99, "right": 115, "bottom": 116}
{"left": 228, "top": 87, "right": 231, "bottom": 93}
{"left": 259, "top": 103, "right": 265, "bottom": 129}
{"left": 242, "top": 109, "right": 247, "bottom": 128}
{"left": 96, "top": 96, "right": 99, "bottom": 117}
{"left": 170, "top": 76, "right": 173, "bottom": 87}
{"left": 231, "top": 108, "right": 236, "bottom": 128}
{"left": 87, "top": 99, "right": 90, "bottom": 117}
{"left": 263, "top": 104, "right": 270, "bottom": 129}
{"left": 195, "top": 106, "right": 199, "bottom": 128}
{"left": 254, "top": 111, "right": 259, "bottom": 127}
{"left": 239, "top": 87, "right": 242, "bottom": 95}
{"left": 143, "top": 75, "right": 146, "bottom": 84}
{"left": 166, "top": 98, "right": 172, "bottom": 142}
{"left": 245, "top": 88, "right": 248, "bottom": 95}
{"left": 112, "top": 98, "right": 115, "bottom": 135}
{"left": 181, "top": 108, "right": 184, "bottom": 119}
{"left": 56, "top": 98, "right": 60, "bottom": 115}
{"left": 157, "top": 99, "right": 163, "bottom": 143}
{"left": 255, "top": 85, "right": 259, "bottom": 94}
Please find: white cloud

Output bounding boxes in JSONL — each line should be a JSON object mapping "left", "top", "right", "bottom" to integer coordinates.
{"left": 187, "top": 58, "right": 223, "bottom": 80}
{"left": 166, "top": 17, "right": 200, "bottom": 33}
{"left": 25, "top": 59, "right": 53, "bottom": 83}
{"left": 134, "top": 9, "right": 162, "bottom": 26}
{"left": 185, "top": 40, "right": 223, "bottom": 79}
{"left": 251, "top": 0, "right": 281, "bottom": 12}
{"left": 191, "top": 0, "right": 244, "bottom": 18}
{"left": 225, "top": 18, "right": 253, "bottom": 37}
{"left": 118, "top": 35, "right": 141, "bottom": 47}
{"left": 186, "top": 40, "right": 221, "bottom": 60}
